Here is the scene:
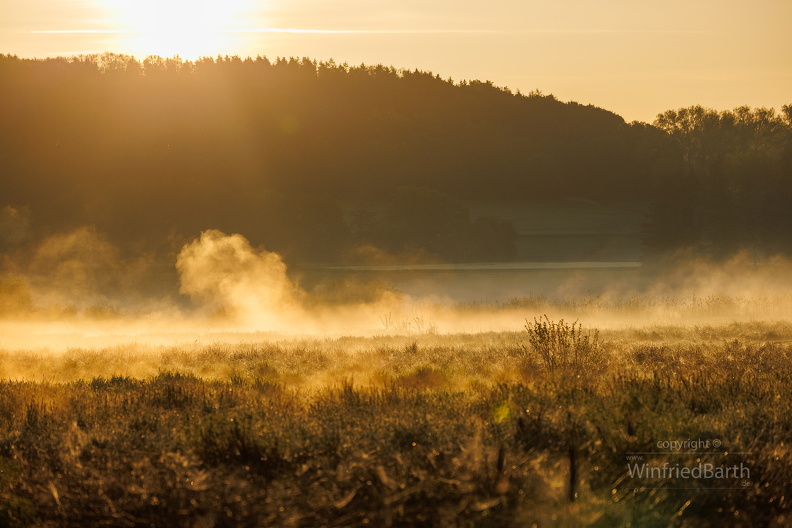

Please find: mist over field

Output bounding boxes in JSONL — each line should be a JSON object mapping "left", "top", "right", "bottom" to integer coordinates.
{"left": 4, "top": 224, "right": 792, "bottom": 352}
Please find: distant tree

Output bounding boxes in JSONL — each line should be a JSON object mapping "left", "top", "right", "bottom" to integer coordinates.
{"left": 643, "top": 170, "right": 701, "bottom": 254}
{"left": 280, "top": 193, "right": 351, "bottom": 263}
{"left": 468, "top": 216, "right": 517, "bottom": 261}
{"left": 374, "top": 186, "right": 516, "bottom": 262}
{"left": 647, "top": 105, "right": 792, "bottom": 258}
{"left": 782, "top": 104, "right": 792, "bottom": 127}
{"left": 378, "top": 186, "right": 471, "bottom": 260}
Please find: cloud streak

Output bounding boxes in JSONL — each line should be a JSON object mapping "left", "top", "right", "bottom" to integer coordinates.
{"left": 31, "top": 28, "right": 713, "bottom": 35}
{"left": 31, "top": 30, "right": 139, "bottom": 34}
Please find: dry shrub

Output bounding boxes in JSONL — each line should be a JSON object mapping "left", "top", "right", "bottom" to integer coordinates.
{"left": 522, "top": 315, "right": 605, "bottom": 373}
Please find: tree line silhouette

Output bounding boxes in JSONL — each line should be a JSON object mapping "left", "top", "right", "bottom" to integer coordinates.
{"left": 0, "top": 53, "right": 790, "bottom": 263}
{"left": 648, "top": 105, "right": 792, "bottom": 258}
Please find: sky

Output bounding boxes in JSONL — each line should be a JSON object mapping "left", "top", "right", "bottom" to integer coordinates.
{"left": 1, "top": 0, "right": 790, "bottom": 123}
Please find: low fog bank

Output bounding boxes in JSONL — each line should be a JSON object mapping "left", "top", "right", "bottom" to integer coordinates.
{"left": 2, "top": 228, "right": 792, "bottom": 351}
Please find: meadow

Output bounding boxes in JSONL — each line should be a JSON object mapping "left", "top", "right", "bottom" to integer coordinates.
{"left": 1, "top": 296, "right": 791, "bottom": 527}
{"left": 1, "top": 47, "right": 789, "bottom": 528}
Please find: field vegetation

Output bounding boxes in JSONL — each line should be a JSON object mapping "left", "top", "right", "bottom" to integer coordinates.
{"left": 1, "top": 47, "right": 790, "bottom": 528}
{"left": 1, "top": 301, "right": 790, "bottom": 527}
{"left": 0, "top": 52, "right": 790, "bottom": 527}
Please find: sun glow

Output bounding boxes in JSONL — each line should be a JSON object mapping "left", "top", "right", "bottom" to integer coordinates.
{"left": 105, "top": 0, "right": 256, "bottom": 59}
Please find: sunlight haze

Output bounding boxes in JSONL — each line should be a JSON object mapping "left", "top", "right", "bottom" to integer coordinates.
{"left": 1, "top": 0, "right": 790, "bottom": 122}
{"left": 2, "top": 2, "right": 792, "bottom": 523}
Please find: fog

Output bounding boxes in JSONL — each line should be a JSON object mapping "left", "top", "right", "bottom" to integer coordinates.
{"left": 2, "top": 228, "right": 792, "bottom": 352}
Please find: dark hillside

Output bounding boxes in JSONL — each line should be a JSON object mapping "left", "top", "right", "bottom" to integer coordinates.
{"left": 0, "top": 54, "right": 659, "bottom": 261}
{"left": 0, "top": 53, "right": 789, "bottom": 263}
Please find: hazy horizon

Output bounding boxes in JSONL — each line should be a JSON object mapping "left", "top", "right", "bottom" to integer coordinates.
{"left": 2, "top": 0, "right": 791, "bottom": 123}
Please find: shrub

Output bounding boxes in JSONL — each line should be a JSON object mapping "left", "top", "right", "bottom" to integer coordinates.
{"left": 522, "top": 315, "right": 604, "bottom": 373}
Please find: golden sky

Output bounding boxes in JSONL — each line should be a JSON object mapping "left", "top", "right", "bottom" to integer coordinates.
{"left": 1, "top": 0, "right": 790, "bottom": 122}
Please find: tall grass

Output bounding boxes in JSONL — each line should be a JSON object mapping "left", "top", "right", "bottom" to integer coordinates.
{"left": 0, "top": 321, "right": 790, "bottom": 526}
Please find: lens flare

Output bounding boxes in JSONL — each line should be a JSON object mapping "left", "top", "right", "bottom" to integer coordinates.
{"left": 103, "top": 0, "right": 256, "bottom": 58}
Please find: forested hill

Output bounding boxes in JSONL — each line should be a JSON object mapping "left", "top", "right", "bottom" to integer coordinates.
{"left": 0, "top": 54, "right": 654, "bottom": 215}
{"left": 0, "top": 53, "right": 790, "bottom": 263}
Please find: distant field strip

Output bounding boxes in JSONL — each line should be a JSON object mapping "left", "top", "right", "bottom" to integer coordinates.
{"left": 324, "top": 261, "right": 642, "bottom": 271}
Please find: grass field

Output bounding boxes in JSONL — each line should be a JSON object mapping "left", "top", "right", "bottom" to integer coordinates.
{"left": 1, "top": 297, "right": 790, "bottom": 527}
